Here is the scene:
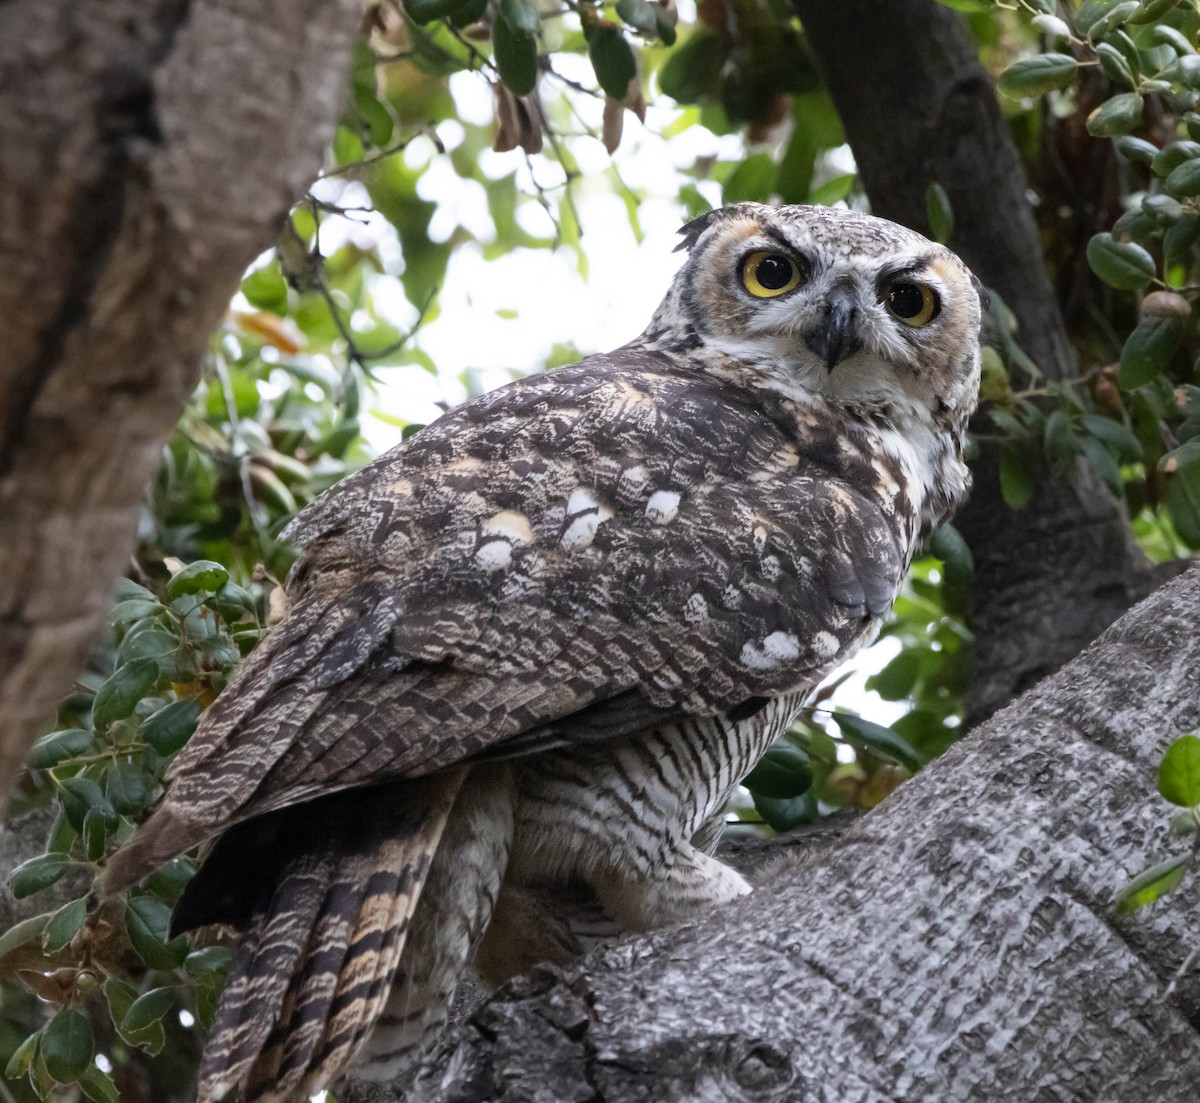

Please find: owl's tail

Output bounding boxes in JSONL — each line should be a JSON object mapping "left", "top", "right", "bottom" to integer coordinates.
{"left": 171, "top": 766, "right": 512, "bottom": 1103}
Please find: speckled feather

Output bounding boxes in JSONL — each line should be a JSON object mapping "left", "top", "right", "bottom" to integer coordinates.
{"left": 101, "top": 203, "right": 982, "bottom": 1102}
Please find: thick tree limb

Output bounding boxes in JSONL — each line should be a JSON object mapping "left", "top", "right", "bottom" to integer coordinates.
{"left": 0, "top": 0, "right": 361, "bottom": 803}
{"left": 405, "top": 565, "right": 1200, "bottom": 1102}
{"left": 792, "top": 0, "right": 1160, "bottom": 724}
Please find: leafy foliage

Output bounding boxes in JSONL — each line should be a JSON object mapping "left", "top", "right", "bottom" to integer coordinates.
{"left": 1117, "top": 733, "right": 1200, "bottom": 914}
{"left": 977, "top": 0, "right": 1200, "bottom": 557}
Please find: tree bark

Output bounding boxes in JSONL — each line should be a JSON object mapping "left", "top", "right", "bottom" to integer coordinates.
{"left": 0, "top": 0, "right": 361, "bottom": 804}
{"left": 401, "top": 564, "right": 1200, "bottom": 1103}
{"left": 792, "top": 0, "right": 1161, "bottom": 725}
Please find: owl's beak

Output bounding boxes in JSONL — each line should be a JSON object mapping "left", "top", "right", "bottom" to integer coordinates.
{"left": 806, "top": 289, "right": 862, "bottom": 372}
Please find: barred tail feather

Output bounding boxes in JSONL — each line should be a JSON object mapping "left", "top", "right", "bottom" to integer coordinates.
{"left": 181, "top": 771, "right": 465, "bottom": 1103}
{"left": 355, "top": 765, "right": 516, "bottom": 1082}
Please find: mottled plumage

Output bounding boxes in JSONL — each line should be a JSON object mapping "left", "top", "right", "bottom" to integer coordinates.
{"left": 103, "top": 203, "right": 982, "bottom": 1101}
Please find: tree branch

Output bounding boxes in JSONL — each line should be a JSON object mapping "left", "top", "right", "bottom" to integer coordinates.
{"left": 0, "top": 0, "right": 362, "bottom": 804}
{"left": 405, "top": 564, "right": 1200, "bottom": 1102}
{"left": 791, "top": 0, "right": 1160, "bottom": 724}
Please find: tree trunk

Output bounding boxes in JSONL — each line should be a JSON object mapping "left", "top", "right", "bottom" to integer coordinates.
{"left": 400, "top": 564, "right": 1200, "bottom": 1103}
{"left": 0, "top": 0, "right": 361, "bottom": 804}
{"left": 792, "top": 0, "right": 1161, "bottom": 725}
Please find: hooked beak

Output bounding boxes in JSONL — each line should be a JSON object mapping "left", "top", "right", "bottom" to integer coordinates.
{"left": 805, "top": 289, "right": 862, "bottom": 372}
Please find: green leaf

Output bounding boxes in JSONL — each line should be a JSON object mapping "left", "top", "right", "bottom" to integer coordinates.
{"left": 1161, "top": 438, "right": 1200, "bottom": 472}
{"left": 1085, "top": 0, "right": 1138, "bottom": 37}
{"left": 1081, "top": 436, "right": 1124, "bottom": 496}
{"left": 616, "top": 0, "right": 659, "bottom": 35}
{"left": 1166, "top": 461, "right": 1200, "bottom": 547}
{"left": 213, "top": 581, "right": 256, "bottom": 623}
{"left": 868, "top": 649, "right": 922, "bottom": 701}
{"left": 4, "top": 1033, "right": 38, "bottom": 1080}
{"left": 1142, "top": 195, "right": 1182, "bottom": 224}
{"left": 1152, "top": 141, "right": 1200, "bottom": 178}
{"left": 165, "top": 560, "right": 230, "bottom": 599}
{"left": 493, "top": 16, "right": 538, "bottom": 97}
{"left": 587, "top": 26, "right": 637, "bottom": 100}
{"left": 928, "top": 522, "right": 974, "bottom": 584}
{"left": 141, "top": 697, "right": 200, "bottom": 756}
{"left": 0, "top": 911, "right": 51, "bottom": 960}
{"left": 125, "top": 896, "right": 188, "bottom": 969}
{"left": 9, "top": 852, "right": 72, "bottom": 899}
{"left": 110, "top": 598, "right": 163, "bottom": 622}
{"left": 1166, "top": 158, "right": 1200, "bottom": 198}
{"left": 42, "top": 897, "right": 87, "bottom": 955}
{"left": 742, "top": 742, "right": 813, "bottom": 799}
{"left": 1082, "top": 414, "right": 1143, "bottom": 462}
{"left": 92, "top": 657, "right": 159, "bottom": 731}
{"left": 1118, "top": 317, "right": 1185, "bottom": 389}
{"left": 653, "top": 3, "right": 677, "bottom": 44}
{"left": 1086, "top": 93, "right": 1142, "bottom": 138}
{"left": 40, "top": 1011, "right": 94, "bottom": 1084}
{"left": 752, "top": 788, "right": 818, "bottom": 832}
{"left": 116, "top": 578, "right": 156, "bottom": 603}
{"left": 997, "top": 54, "right": 1078, "bottom": 98}
{"left": 1096, "top": 43, "right": 1134, "bottom": 87}
{"left": 999, "top": 448, "right": 1034, "bottom": 510}
{"left": 659, "top": 32, "right": 728, "bottom": 105}
{"left": 241, "top": 263, "right": 288, "bottom": 313}
{"left": 58, "top": 777, "right": 116, "bottom": 833}
{"left": 331, "top": 124, "right": 364, "bottom": 169}
{"left": 78, "top": 1066, "right": 121, "bottom": 1103}
{"left": 1114, "top": 136, "right": 1159, "bottom": 164}
{"left": 404, "top": 0, "right": 462, "bottom": 22}
{"left": 26, "top": 728, "right": 94, "bottom": 770}
{"left": 723, "top": 154, "right": 776, "bottom": 204}
{"left": 82, "top": 807, "right": 108, "bottom": 862}
{"left": 1086, "top": 233, "right": 1156, "bottom": 290}
{"left": 184, "top": 945, "right": 233, "bottom": 976}
{"left": 1042, "top": 408, "right": 1079, "bottom": 466}
{"left": 118, "top": 627, "right": 179, "bottom": 670}
{"left": 810, "top": 173, "right": 855, "bottom": 207}
{"left": 925, "top": 182, "right": 953, "bottom": 244}
{"left": 105, "top": 762, "right": 148, "bottom": 816}
{"left": 1164, "top": 216, "right": 1200, "bottom": 268}
{"left": 1031, "top": 13, "right": 1071, "bottom": 42}
{"left": 500, "top": 0, "right": 540, "bottom": 34}
{"left": 1129, "top": 0, "right": 1180, "bottom": 23}
{"left": 448, "top": 0, "right": 489, "bottom": 27}
{"left": 146, "top": 858, "right": 195, "bottom": 904}
{"left": 122, "top": 987, "right": 175, "bottom": 1034}
{"left": 1159, "top": 734, "right": 1200, "bottom": 807}
{"left": 1116, "top": 853, "right": 1189, "bottom": 913}
{"left": 828, "top": 713, "right": 923, "bottom": 772}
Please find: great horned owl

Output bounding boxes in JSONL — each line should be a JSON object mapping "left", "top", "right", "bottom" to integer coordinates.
{"left": 103, "top": 202, "right": 982, "bottom": 1102}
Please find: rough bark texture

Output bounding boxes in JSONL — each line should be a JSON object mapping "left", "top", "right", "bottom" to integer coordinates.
{"left": 0, "top": 0, "right": 361, "bottom": 802}
{"left": 397, "top": 565, "right": 1200, "bottom": 1103}
{"left": 792, "top": 0, "right": 1160, "bottom": 725}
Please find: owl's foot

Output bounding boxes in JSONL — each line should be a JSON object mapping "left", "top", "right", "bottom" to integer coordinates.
{"left": 593, "top": 843, "right": 751, "bottom": 932}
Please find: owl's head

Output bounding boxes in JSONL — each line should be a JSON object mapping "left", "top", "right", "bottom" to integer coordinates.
{"left": 644, "top": 203, "right": 983, "bottom": 437}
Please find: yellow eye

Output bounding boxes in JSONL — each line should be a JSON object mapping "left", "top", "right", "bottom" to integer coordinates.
{"left": 741, "top": 251, "right": 801, "bottom": 298}
{"left": 885, "top": 281, "right": 939, "bottom": 327}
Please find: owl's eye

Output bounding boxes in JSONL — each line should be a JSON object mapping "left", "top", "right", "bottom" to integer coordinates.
{"left": 741, "top": 251, "right": 801, "bottom": 298}
{"left": 885, "top": 281, "right": 939, "bottom": 327}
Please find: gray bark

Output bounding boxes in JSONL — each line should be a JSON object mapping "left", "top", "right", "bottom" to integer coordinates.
{"left": 0, "top": 0, "right": 361, "bottom": 804}
{"left": 792, "top": 0, "right": 1161, "bottom": 725}
{"left": 401, "top": 564, "right": 1200, "bottom": 1102}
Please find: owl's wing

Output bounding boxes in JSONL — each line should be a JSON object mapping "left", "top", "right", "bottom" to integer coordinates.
{"left": 105, "top": 355, "right": 904, "bottom": 888}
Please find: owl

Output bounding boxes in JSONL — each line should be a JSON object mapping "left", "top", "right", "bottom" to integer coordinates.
{"left": 102, "top": 203, "right": 982, "bottom": 1102}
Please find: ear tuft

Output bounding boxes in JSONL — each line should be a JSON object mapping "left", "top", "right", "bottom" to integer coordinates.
{"left": 674, "top": 208, "right": 721, "bottom": 253}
